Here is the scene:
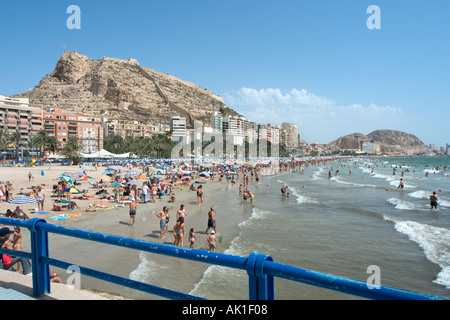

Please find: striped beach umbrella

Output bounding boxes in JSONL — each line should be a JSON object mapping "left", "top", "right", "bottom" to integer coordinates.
{"left": 62, "top": 187, "right": 82, "bottom": 194}
{"left": 8, "top": 195, "right": 38, "bottom": 205}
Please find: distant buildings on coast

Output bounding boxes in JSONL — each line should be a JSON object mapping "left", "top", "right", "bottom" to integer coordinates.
{"left": 1, "top": 94, "right": 448, "bottom": 157}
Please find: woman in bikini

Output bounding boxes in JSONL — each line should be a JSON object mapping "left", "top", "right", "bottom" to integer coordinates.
{"left": 173, "top": 217, "right": 185, "bottom": 247}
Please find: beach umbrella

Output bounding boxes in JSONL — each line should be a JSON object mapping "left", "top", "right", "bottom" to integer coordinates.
{"left": 109, "top": 182, "right": 124, "bottom": 187}
{"left": 127, "top": 179, "right": 143, "bottom": 185}
{"left": 199, "top": 172, "right": 211, "bottom": 177}
{"left": 82, "top": 167, "right": 94, "bottom": 171}
{"left": 79, "top": 175, "right": 93, "bottom": 180}
{"left": 60, "top": 175, "right": 74, "bottom": 186}
{"left": 109, "top": 165, "right": 126, "bottom": 171}
{"left": 62, "top": 187, "right": 82, "bottom": 194}
{"left": 136, "top": 175, "right": 148, "bottom": 180}
{"left": 105, "top": 168, "right": 115, "bottom": 171}
{"left": 99, "top": 175, "right": 112, "bottom": 180}
{"left": 124, "top": 171, "right": 138, "bottom": 177}
{"left": 8, "top": 195, "right": 38, "bottom": 205}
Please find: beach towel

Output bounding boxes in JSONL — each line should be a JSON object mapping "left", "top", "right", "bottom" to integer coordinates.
{"left": 67, "top": 213, "right": 81, "bottom": 218}
{"left": 35, "top": 211, "right": 50, "bottom": 215}
{"left": 48, "top": 215, "right": 71, "bottom": 220}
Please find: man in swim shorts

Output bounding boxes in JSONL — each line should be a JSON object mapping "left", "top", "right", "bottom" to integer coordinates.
{"left": 156, "top": 206, "right": 169, "bottom": 238}
{"left": 205, "top": 207, "right": 216, "bottom": 234}
{"left": 430, "top": 192, "right": 438, "bottom": 210}
{"left": 129, "top": 198, "right": 137, "bottom": 226}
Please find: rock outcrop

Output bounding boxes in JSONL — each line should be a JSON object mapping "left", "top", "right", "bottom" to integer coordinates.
{"left": 325, "top": 130, "right": 431, "bottom": 155}
{"left": 13, "top": 51, "right": 238, "bottom": 127}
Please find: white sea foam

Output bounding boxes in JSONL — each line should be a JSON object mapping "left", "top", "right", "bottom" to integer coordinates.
{"left": 288, "top": 186, "right": 318, "bottom": 205}
{"left": 238, "top": 207, "right": 273, "bottom": 228}
{"left": 387, "top": 198, "right": 417, "bottom": 211}
{"left": 332, "top": 176, "right": 377, "bottom": 188}
{"left": 408, "top": 190, "right": 432, "bottom": 199}
{"left": 311, "top": 167, "right": 324, "bottom": 180}
{"left": 391, "top": 219, "right": 450, "bottom": 289}
{"left": 129, "top": 251, "right": 169, "bottom": 282}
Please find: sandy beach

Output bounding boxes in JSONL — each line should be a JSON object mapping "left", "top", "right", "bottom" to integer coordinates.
{"left": 0, "top": 163, "right": 235, "bottom": 299}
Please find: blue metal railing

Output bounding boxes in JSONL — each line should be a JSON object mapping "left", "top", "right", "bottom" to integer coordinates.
{"left": 0, "top": 217, "right": 445, "bottom": 300}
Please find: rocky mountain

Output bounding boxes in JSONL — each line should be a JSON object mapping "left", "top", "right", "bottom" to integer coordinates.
{"left": 13, "top": 50, "right": 239, "bottom": 127}
{"left": 325, "top": 130, "right": 431, "bottom": 155}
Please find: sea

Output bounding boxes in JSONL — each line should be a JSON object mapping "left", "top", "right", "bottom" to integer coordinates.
{"left": 183, "top": 156, "right": 450, "bottom": 300}
{"left": 68, "top": 156, "right": 449, "bottom": 300}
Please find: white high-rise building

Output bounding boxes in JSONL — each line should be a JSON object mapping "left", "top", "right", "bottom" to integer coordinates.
{"left": 171, "top": 116, "right": 187, "bottom": 142}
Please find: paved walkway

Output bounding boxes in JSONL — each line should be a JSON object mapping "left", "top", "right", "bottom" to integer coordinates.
{"left": 0, "top": 269, "right": 124, "bottom": 300}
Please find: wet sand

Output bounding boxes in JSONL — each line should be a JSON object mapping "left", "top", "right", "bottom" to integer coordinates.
{"left": 0, "top": 164, "right": 234, "bottom": 299}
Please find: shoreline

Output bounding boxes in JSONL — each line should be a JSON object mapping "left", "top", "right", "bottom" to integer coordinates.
{"left": 0, "top": 164, "right": 237, "bottom": 299}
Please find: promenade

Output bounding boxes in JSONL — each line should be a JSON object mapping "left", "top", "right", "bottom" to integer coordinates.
{"left": 0, "top": 269, "right": 124, "bottom": 300}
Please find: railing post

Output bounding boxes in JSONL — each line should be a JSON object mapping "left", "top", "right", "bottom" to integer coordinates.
{"left": 28, "top": 218, "right": 50, "bottom": 297}
{"left": 246, "top": 253, "right": 274, "bottom": 300}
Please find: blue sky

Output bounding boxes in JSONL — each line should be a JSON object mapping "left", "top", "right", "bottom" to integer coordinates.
{"left": 1, "top": 0, "right": 449, "bottom": 146}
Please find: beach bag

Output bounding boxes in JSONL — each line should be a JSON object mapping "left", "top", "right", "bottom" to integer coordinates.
{"left": 2, "top": 254, "right": 12, "bottom": 267}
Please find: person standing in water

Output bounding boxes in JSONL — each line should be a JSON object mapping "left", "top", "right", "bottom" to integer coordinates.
{"left": 430, "top": 192, "right": 438, "bottom": 210}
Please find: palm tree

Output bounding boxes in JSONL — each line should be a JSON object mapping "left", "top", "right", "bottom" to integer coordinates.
{"left": 104, "top": 134, "right": 124, "bottom": 154}
{"left": 61, "top": 136, "right": 82, "bottom": 165}
{"left": 0, "top": 129, "right": 8, "bottom": 152}
{"left": 8, "top": 131, "right": 24, "bottom": 160}
{"left": 32, "top": 130, "right": 49, "bottom": 157}
{"left": 46, "top": 136, "right": 60, "bottom": 154}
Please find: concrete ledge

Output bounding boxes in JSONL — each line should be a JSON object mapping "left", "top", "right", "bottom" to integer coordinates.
{"left": 0, "top": 269, "right": 125, "bottom": 300}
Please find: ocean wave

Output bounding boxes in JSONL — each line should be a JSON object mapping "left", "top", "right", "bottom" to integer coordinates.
{"left": 129, "top": 251, "right": 169, "bottom": 283}
{"left": 238, "top": 207, "right": 274, "bottom": 228}
{"left": 288, "top": 186, "right": 318, "bottom": 205}
{"left": 387, "top": 198, "right": 418, "bottom": 211}
{"left": 393, "top": 220, "right": 450, "bottom": 289}
{"left": 332, "top": 176, "right": 377, "bottom": 188}
{"left": 408, "top": 190, "right": 432, "bottom": 199}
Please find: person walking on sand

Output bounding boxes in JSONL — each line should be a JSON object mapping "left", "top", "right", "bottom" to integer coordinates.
{"left": 430, "top": 192, "right": 438, "bottom": 210}
{"left": 156, "top": 206, "right": 169, "bottom": 239}
{"left": 176, "top": 204, "right": 188, "bottom": 220}
{"left": 129, "top": 198, "right": 137, "bottom": 226}
{"left": 205, "top": 207, "right": 216, "bottom": 234}
{"left": 207, "top": 230, "right": 217, "bottom": 252}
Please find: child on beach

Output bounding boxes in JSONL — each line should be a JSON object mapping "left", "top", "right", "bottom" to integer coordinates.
{"left": 189, "top": 228, "right": 197, "bottom": 248}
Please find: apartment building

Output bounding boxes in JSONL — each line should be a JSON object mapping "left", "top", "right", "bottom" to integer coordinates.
{"left": 43, "top": 109, "right": 103, "bottom": 153}
{"left": 281, "top": 122, "right": 299, "bottom": 149}
{"left": 171, "top": 116, "right": 187, "bottom": 142}
{"left": 0, "top": 95, "right": 43, "bottom": 150}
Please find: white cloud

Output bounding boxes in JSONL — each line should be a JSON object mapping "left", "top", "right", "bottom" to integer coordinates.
{"left": 223, "top": 88, "right": 405, "bottom": 143}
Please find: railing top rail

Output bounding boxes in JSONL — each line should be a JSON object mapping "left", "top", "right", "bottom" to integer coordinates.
{"left": 0, "top": 217, "right": 445, "bottom": 300}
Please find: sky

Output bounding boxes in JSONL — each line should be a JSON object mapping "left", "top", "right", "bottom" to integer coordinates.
{"left": 0, "top": 0, "right": 449, "bottom": 146}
